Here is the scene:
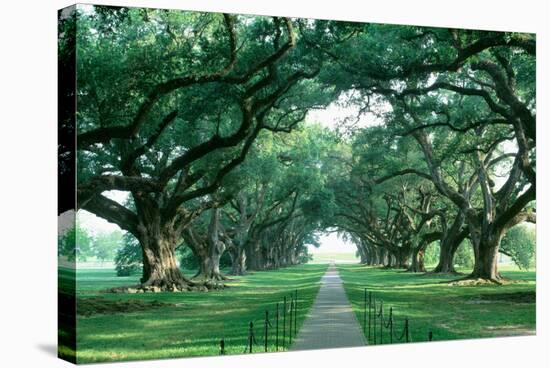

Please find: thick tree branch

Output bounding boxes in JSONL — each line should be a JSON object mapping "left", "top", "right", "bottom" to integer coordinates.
{"left": 494, "top": 184, "right": 536, "bottom": 230}
{"left": 397, "top": 118, "right": 509, "bottom": 136}
{"left": 471, "top": 60, "right": 536, "bottom": 141}
{"left": 77, "top": 14, "right": 238, "bottom": 149}
{"left": 81, "top": 194, "right": 139, "bottom": 235}
{"left": 77, "top": 175, "right": 161, "bottom": 209}
{"left": 120, "top": 110, "right": 178, "bottom": 172}
{"left": 374, "top": 168, "right": 435, "bottom": 184}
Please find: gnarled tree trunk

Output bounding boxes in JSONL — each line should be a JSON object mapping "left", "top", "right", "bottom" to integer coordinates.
{"left": 137, "top": 224, "right": 193, "bottom": 291}
{"left": 184, "top": 209, "right": 227, "bottom": 284}
{"left": 371, "top": 246, "right": 381, "bottom": 265}
{"left": 229, "top": 246, "right": 247, "bottom": 275}
{"left": 395, "top": 247, "right": 411, "bottom": 269}
{"left": 408, "top": 232, "right": 441, "bottom": 273}
{"left": 408, "top": 246, "right": 426, "bottom": 273}
{"left": 357, "top": 244, "right": 368, "bottom": 264}
{"left": 246, "top": 240, "right": 265, "bottom": 271}
{"left": 431, "top": 236, "right": 461, "bottom": 274}
{"left": 467, "top": 224, "right": 504, "bottom": 282}
{"left": 195, "top": 252, "right": 225, "bottom": 281}
{"left": 379, "top": 248, "right": 389, "bottom": 267}
{"left": 432, "top": 213, "right": 466, "bottom": 274}
{"left": 384, "top": 251, "right": 396, "bottom": 268}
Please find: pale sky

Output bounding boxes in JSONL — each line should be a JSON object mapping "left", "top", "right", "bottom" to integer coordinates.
{"left": 306, "top": 90, "right": 386, "bottom": 131}
{"left": 309, "top": 232, "right": 357, "bottom": 254}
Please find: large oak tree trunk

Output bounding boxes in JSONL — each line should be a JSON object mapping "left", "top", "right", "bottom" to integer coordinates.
{"left": 380, "top": 248, "right": 389, "bottom": 267}
{"left": 185, "top": 209, "right": 228, "bottom": 284}
{"left": 396, "top": 247, "right": 411, "bottom": 269}
{"left": 408, "top": 233, "right": 440, "bottom": 273}
{"left": 278, "top": 251, "right": 289, "bottom": 268}
{"left": 371, "top": 247, "right": 381, "bottom": 265}
{"left": 357, "top": 245, "right": 368, "bottom": 264}
{"left": 469, "top": 227, "right": 504, "bottom": 282}
{"left": 139, "top": 233, "right": 193, "bottom": 291}
{"left": 408, "top": 246, "right": 426, "bottom": 273}
{"left": 229, "top": 246, "right": 247, "bottom": 275}
{"left": 385, "top": 252, "right": 397, "bottom": 268}
{"left": 246, "top": 241, "right": 264, "bottom": 271}
{"left": 191, "top": 239, "right": 227, "bottom": 283}
{"left": 289, "top": 247, "right": 298, "bottom": 265}
{"left": 431, "top": 216, "right": 466, "bottom": 274}
{"left": 270, "top": 246, "right": 281, "bottom": 269}
{"left": 431, "top": 237, "right": 458, "bottom": 274}
{"left": 195, "top": 252, "right": 226, "bottom": 282}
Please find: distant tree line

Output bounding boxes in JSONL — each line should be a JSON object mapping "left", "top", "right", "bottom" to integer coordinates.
{"left": 58, "top": 224, "right": 123, "bottom": 263}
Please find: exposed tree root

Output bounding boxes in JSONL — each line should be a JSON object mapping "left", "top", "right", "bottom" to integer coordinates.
{"left": 450, "top": 278, "right": 501, "bottom": 286}
{"left": 192, "top": 272, "right": 230, "bottom": 281}
{"left": 448, "top": 275, "right": 509, "bottom": 286}
{"left": 192, "top": 272, "right": 230, "bottom": 289}
{"left": 106, "top": 278, "right": 228, "bottom": 293}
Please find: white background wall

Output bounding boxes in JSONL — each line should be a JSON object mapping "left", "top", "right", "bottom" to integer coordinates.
{"left": 0, "top": 0, "right": 547, "bottom": 367}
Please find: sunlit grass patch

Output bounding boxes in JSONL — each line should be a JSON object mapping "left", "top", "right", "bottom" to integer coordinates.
{"left": 73, "top": 264, "right": 327, "bottom": 363}
{"left": 338, "top": 264, "right": 535, "bottom": 345}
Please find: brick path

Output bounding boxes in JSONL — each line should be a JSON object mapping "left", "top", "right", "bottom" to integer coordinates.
{"left": 291, "top": 263, "right": 366, "bottom": 351}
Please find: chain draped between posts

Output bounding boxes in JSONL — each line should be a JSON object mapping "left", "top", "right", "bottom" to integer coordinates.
{"left": 363, "top": 288, "right": 432, "bottom": 345}
{"left": 219, "top": 289, "right": 300, "bottom": 355}
{"left": 218, "top": 286, "right": 432, "bottom": 355}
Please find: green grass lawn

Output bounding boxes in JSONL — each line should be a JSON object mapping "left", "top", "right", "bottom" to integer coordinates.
{"left": 74, "top": 264, "right": 327, "bottom": 363}
{"left": 338, "top": 264, "right": 536, "bottom": 345}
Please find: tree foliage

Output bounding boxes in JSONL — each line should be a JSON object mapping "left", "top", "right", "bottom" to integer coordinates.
{"left": 58, "top": 223, "right": 93, "bottom": 262}
{"left": 65, "top": 4, "right": 536, "bottom": 288}
{"left": 115, "top": 232, "right": 142, "bottom": 277}
{"left": 500, "top": 225, "right": 535, "bottom": 269}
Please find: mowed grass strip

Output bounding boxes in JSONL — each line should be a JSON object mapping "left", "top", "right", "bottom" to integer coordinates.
{"left": 74, "top": 264, "right": 327, "bottom": 363}
{"left": 338, "top": 264, "right": 536, "bottom": 345}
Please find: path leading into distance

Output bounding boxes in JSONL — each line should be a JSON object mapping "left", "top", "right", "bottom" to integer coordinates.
{"left": 291, "top": 262, "right": 366, "bottom": 351}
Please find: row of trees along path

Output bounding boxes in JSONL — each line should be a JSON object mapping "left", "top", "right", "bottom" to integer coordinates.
{"left": 59, "top": 7, "right": 536, "bottom": 292}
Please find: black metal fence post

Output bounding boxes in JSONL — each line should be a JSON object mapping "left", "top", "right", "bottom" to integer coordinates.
{"left": 249, "top": 321, "right": 254, "bottom": 353}
{"left": 294, "top": 289, "right": 298, "bottom": 336}
{"left": 368, "top": 291, "right": 372, "bottom": 343}
{"left": 373, "top": 299, "right": 377, "bottom": 345}
{"left": 379, "top": 301, "right": 383, "bottom": 344}
{"left": 405, "top": 318, "right": 409, "bottom": 343}
{"left": 264, "top": 310, "right": 269, "bottom": 352}
{"left": 289, "top": 295, "right": 293, "bottom": 344}
{"left": 283, "top": 296, "right": 287, "bottom": 348}
{"left": 228, "top": 288, "right": 437, "bottom": 355}
{"left": 363, "top": 288, "right": 367, "bottom": 334}
{"left": 276, "top": 302, "right": 279, "bottom": 351}
{"left": 389, "top": 307, "right": 393, "bottom": 344}
{"left": 220, "top": 337, "right": 225, "bottom": 355}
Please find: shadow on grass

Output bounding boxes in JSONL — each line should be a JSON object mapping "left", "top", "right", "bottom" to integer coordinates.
{"left": 336, "top": 263, "right": 536, "bottom": 345}
{"left": 72, "top": 263, "right": 328, "bottom": 363}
